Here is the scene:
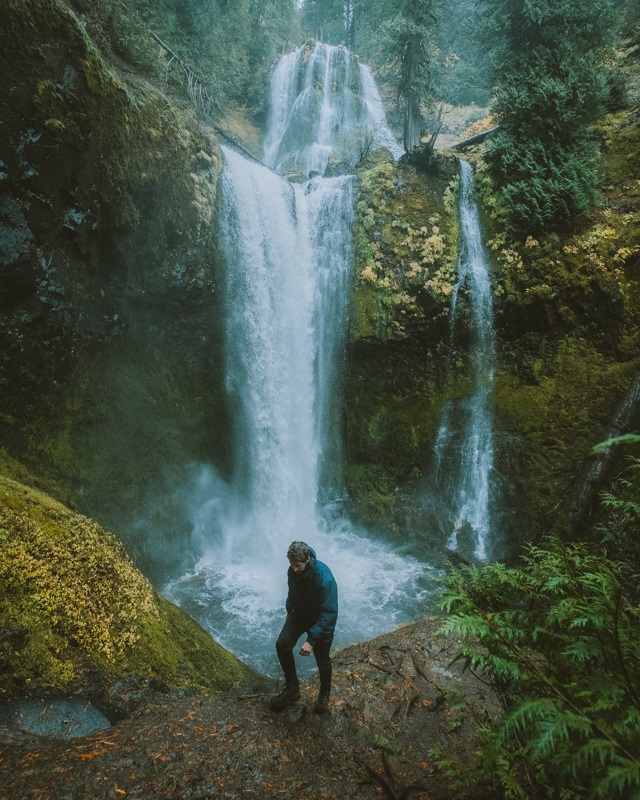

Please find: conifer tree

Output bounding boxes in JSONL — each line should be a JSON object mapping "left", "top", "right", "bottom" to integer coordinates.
{"left": 380, "top": 0, "right": 440, "bottom": 153}
{"left": 481, "top": 0, "right": 615, "bottom": 236}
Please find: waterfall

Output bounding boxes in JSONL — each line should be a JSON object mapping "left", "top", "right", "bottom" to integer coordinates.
{"left": 263, "top": 42, "right": 403, "bottom": 177}
{"left": 165, "top": 45, "right": 437, "bottom": 673}
{"left": 428, "top": 161, "right": 496, "bottom": 561}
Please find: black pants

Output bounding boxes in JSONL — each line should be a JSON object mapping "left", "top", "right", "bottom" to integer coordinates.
{"left": 275, "top": 612, "right": 333, "bottom": 694}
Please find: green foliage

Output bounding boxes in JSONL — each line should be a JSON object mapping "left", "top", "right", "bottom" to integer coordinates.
{"left": 74, "top": 0, "right": 302, "bottom": 112}
{"left": 378, "top": 0, "right": 440, "bottom": 151}
{"left": 491, "top": 133, "right": 602, "bottom": 235}
{"left": 427, "top": 741, "right": 480, "bottom": 796}
{"left": 480, "top": 0, "right": 616, "bottom": 236}
{"left": 353, "top": 160, "right": 458, "bottom": 340}
{"left": 438, "top": 528, "right": 640, "bottom": 798}
{"left": 301, "top": 0, "right": 356, "bottom": 44}
{"left": 375, "top": 734, "right": 404, "bottom": 755}
{"left": 594, "top": 434, "right": 640, "bottom": 454}
{"left": 434, "top": 5, "right": 490, "bottom": 107}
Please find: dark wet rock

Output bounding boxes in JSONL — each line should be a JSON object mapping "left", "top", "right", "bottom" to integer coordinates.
{"left": 0, "top": 196, "right": 34, "bottom": 268}
{"left": 400, "top": 143, "right": 459, "bottom": 178}
{"left": 0, "top": 699, "right": 111, "bottom": 740}
{"left": 283, "top": 170, "right": 308, "bottom": 183}
{"left": 323, "top": 153, "right": 351, "bottom": 177}
{"left": 62, "top": 208, "right": 86, "bottom": 232}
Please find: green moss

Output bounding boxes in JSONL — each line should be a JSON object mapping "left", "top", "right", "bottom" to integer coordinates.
{"left": 345, "top": 464, "right": 396, "bottom": 521}
{"left": 1, "top": 0, "right": 225, "bottom": 554}
{"left": 0, "top": 471, "right": 249, "bottom": 692}
{"left": 494, "top": 330, "right": 640, "bottom": 540}
{"left": 347, "top": 96, "right": 640, "bottom": 540}
{"left": 352, "top": 159, "right": 459, "bottom": 341}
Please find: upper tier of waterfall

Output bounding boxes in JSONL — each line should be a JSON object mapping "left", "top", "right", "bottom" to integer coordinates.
{"left": 263, "top": 42, "right": 403, "bottom": 177}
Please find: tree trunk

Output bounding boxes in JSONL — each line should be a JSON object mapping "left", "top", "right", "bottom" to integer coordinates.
{"left": 403, "top": 33, "right": 422, "bottom": 152}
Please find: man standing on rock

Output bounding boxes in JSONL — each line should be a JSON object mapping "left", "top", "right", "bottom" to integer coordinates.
{"left": 270, "top": 541, "right": 338, "bottom": 714}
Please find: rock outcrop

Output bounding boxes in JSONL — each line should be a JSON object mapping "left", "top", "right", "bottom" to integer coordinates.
{"left": 1, "top": 0, "right": 229, "bottom": 581}
{"left": 0, "top": 449, "right": 251, "bottom": 703}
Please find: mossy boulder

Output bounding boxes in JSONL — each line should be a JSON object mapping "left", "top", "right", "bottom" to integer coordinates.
{"left": 351, "top": 158, "right": 459, "bottom": 342}
{"left": 0, "top": 456, "right": 250, "bottom": 697}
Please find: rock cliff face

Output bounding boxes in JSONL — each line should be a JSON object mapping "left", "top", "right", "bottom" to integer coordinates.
{"left": 1, "top": 0, "right": 229, "bottom": 581}
{"left": 345, "top": 94, "right": 640, "bottom": 552}
{"left": 345, "top": 152, "right": 460, "bottom": 531}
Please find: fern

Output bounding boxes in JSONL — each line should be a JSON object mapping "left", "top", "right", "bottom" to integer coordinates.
{"left": 438, "top": 527, "right": 640, "bottom": 798}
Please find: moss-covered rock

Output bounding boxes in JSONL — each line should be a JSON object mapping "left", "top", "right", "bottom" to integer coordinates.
{"left": 351, "top": 158, "right": 459, "bottom": 341}
{"left": 0, "top": 460, "right": 250, "bottom": 696}
{"left": 344, "top": 73, "right": 640, "bottom": 546}
{"left": 476, "top": 94, "right": 640, "bottom": 544}
{"left": 345, "top": 158, "right": 460, "bottom": 526}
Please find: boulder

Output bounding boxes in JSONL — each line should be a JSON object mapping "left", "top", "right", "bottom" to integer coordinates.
{"left": 356, "top": 146, "right": 395, "bottom": 173}
{"left": 323, "top": 153, "right": 351, "bottom": 177}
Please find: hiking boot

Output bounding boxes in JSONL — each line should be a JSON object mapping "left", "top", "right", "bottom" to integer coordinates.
{"left": 269, "top": 681, "right": 300, "bottom": 711}
{"left": 313, "top": 691, "right": 330, "bottom": 715}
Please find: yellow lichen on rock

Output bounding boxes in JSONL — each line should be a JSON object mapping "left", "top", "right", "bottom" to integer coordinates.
{"left": 0, "top": 464, "right": 249, "bottom": 693}
{"left": 352, "top": 158, "right": 459, "bottom": 341}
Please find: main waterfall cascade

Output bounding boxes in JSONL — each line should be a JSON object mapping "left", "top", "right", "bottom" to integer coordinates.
{"left": 165, "top": 43, "right": 436, "bottom": 674}
{"left": 425, "top": 160, "right": 497, "bottom": 561}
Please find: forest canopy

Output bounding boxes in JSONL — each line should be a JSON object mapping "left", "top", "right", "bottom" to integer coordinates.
{"left": 75, "top": 0, "right": 636, "bottom": 234}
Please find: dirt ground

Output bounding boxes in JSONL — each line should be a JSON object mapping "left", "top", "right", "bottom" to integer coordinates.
{"left": 0, "top": 617, "right": 500, "bottom": 800}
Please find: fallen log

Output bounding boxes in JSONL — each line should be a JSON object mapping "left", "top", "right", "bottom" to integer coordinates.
{"left": 451, "top": 125, "right": 500, "bottom": 150}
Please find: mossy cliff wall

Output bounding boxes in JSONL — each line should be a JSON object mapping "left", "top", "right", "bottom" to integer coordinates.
{"left": 481, "top": 100, "right": 640, "bottom": 543}
{"left": 346, "top": 97, "right": 640, "bottom": 551}
{"left": 345, "top": 152, "right": 460, "bottom": 529}
{"left": 0, "top": 0, "right": 228, "bottom": 580}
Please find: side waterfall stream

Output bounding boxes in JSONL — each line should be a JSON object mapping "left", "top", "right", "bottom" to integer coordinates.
{"left": 425, "top": 160, "right": 497, "bottom": 561}
{"left": 165, "top": 44, "right": 436, "bottom": 675}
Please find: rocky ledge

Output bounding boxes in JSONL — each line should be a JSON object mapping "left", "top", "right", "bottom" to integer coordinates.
{"left": 0, "top": 617, "right": 498, "bottom": 800}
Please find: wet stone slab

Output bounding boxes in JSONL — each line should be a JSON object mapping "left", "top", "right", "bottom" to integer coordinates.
{"left": 0, "top": 698, "right": 111, "bottom": 740}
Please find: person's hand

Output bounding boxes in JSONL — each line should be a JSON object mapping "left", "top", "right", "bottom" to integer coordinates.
{"left": 299, "top": 641, "right": 313, "bottom": 657}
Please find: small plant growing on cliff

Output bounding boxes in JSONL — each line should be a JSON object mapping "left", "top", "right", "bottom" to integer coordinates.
{"left": 438, "top": 524, "right": 640, "bottom": 798}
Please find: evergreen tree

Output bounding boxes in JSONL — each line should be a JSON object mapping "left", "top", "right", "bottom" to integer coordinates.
{"left": 380, "top": 0, "right": 440, "bottom": 152}
{"left": 301, "top": 0, "right": 351, "bottom": 44}
{"left": 257, "top": 0, "right": 301, "bottom": 58}
{"left": 481, "top": 0, "right": 615, "bottom": 236}
{"left": 433, "top": 0, "right": 490, "bottom": 107}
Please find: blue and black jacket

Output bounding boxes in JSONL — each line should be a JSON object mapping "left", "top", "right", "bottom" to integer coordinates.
{"left": 285, "top": 548, "right": 338, "bottom": 646}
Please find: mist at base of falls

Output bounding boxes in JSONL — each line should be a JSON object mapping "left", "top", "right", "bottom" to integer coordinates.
{"left": 164, "top": 466, "right": 441, "bottom": 676}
